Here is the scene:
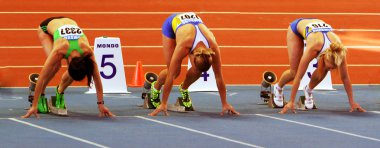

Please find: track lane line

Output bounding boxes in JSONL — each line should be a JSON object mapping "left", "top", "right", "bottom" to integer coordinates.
{"left": 255, "top": 114, "right": 380, "bottom": 142}
{"left": 135, "top": 116, "right": 264, "bottom": 148}
{"left": 8, "top": 118, "right": 110, "bottom": 148}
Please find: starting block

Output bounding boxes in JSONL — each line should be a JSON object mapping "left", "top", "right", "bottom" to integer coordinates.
{"left": 48, "top": 96, "right": 68, "bottom": 116}
{"left": 142, "top": 93, "right": 156, "bottom": 109}
{"left": 175, "top": 97, "right": 194, "bottom": 111}
{"left": 297, "top": 96, "right": 317, "bottom": 110}
{"left": 140, "top": 72, "right": 193, "bottom": 112}
{"left": 27, "top": 73, "right": 39, "bottom": 107}
{"left": 142, "top": 93, "right": 186, "bottom": 112}
{"left": 267, "top": 93, "right": 286, "bottom": 108}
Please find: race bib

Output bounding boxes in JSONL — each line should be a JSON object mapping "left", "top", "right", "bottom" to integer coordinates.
{"left": 307, "top": 22, "right": 333, "bottom": 33}
{"left": 177, "top": 12, "right": 203, "bottom": 24}
{"left": 58, "top": 25, "right": 83, "bottom": 40}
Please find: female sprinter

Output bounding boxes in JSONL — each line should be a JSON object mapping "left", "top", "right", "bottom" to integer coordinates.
{"left": 148, "top": 12, "right": 239, "bottom": 116}
{"left": 272, "top": 18, "right": 366, "bottom": 114}
{"left": 22, "top": 17, "right": 114, "bottom": 118}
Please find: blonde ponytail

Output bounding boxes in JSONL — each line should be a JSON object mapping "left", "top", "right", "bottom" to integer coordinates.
{"left": 319, "top": 42, "right": 347, "bottom": 67}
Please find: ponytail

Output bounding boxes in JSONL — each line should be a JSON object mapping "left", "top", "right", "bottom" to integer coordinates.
{"left": 319, "top": 42, "right": 347, "bottom": 67}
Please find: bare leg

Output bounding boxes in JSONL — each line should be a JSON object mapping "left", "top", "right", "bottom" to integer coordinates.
{"left": 277, "top": 26, "right": 304, "bottom": 88}
{"left": 57, "top": 71, "right": 74, "bottom": 93}
{"left": 37, "top": 27, "right": 54, "bottom": 56}
{"left": 154, "top": 35, "right": 176, "bottom": 90}
{"left": 308, "top": 65, "right": 328, "bottom": 90}
{"left": 181, "top": 66, "right": 202, "bottom": 89}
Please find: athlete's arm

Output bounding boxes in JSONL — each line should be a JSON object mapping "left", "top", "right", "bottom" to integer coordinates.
{"left": 339, "top": 57, "right": 365, "bottom": 112}
{"left": 280, "top": 43, "right": 319, "bottom": 114}
{"left": 22, "top": 49, "right": 62, "bottom": 118}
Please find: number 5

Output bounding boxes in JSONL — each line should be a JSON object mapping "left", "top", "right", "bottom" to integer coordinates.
{"left": 100, "top": 54, "right": 117, "bottom": 79}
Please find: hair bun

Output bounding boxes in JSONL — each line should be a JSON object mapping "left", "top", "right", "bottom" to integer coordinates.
{"left": 330, "top": 42, "right": 345, "bottom": 53}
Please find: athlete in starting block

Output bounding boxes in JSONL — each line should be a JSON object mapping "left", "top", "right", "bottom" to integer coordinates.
{"left": 22, "top": 17, "right": 114, "bottom": 118}
{"left": 272, "top": 18, "right": 365, "bottom": 114}
{"left": 148, "top": 12, "right": 239, "bottom": 116}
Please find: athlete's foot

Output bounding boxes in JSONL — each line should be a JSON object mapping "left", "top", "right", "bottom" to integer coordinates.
{"left": 150, "top": 81, "right": 161, "bottom": 108}
{"left": 303, "top": 85, "right": 314, "bottom": 109}
{"left": 179, "top": 83, "right": 192, "bottom": 108}
{"left": 56, "top": 86, "right": 65, "bottom": 109}
{"left": 273, "top": 84, "right": 284, "bottom": 107}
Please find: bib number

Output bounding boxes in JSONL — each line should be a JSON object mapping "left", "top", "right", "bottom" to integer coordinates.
{"left": 178, "top": 12, "right": 202, "bottom": 24}
{"left": 59, "top": 25, "right": 83, "bottom": 40}
{"left": 308, "top": 23, "right": 332, "bottom": 32}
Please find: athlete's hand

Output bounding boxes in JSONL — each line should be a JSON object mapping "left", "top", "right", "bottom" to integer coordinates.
{"left": 21, "top": 106, "right": 40, "bottom": 118}
{"left": 220, "top": 104, "right": 240, "bottom": 116}
{"left": 98, "top": 105, "right": 115, "bottom": 117}
{"left": 279, "top": 102, "right": 296, "bottom": 114}
{"left": 349, "top": 102, "right": 366, "bottom": 112}
{"left": 149, "top": 104, "right": 168, "bottom": 116}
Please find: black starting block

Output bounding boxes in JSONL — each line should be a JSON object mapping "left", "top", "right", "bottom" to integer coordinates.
{"left": 267, "top": 93, "right": 286, "bottom": 108}
{"left": 27, "top": 73, "right": 39, "bottom": 106}
{"left": 142, "top": 93, "right": 156, "bottom": 109}
{"left": 170, "top": 97, "right": 194, "bottom": 112}
{"left": 48, "top": 96, "right": 68, "bottom": 116}
{"left": 297, "top": 96, "right": 317, "bottom": 110}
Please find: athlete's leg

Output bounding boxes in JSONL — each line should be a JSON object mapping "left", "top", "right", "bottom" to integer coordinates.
{"left": 181, "top": 56, "right": 202, "bottom": 89}
{"left": 154, "top": 35, "right": 176, "bottom": 90}
{"left": 37, "top": 27, "right": 54, "bottom": 56}
{"left": 277, "top": 26, "right": 304, "bottom": 88}
{"left": 273, "top": 26, "right": 304, "bottom": 106}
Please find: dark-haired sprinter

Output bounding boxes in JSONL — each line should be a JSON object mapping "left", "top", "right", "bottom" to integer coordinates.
{"left": 22, "top": 17, "right": 114, "bottom": 118}
{"left": 148, "top": 12, "right": 239, "bottom": 116}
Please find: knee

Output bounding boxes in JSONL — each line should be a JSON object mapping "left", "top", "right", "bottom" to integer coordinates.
{"left": 173, "top": 71, "right": 181, "bottom": 79}
{"left": 289, "top": 70, "right": 297, "bottom": 79}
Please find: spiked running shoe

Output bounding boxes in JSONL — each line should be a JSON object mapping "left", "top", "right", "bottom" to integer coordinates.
{"left": 273, "top": 84, "right": 284, "bottom": 107}
{"left": 179, "top": 83, "right": 193, "bottom": 108}
{"left": 303, "top": 85, "right": 314, "bottom": 109}
{"left": 150, "top": 81, "right": 161, "bottom": 108}
{"left": 37, "top": 94, "right": 49, "bottom": 113}
{"left": 55, "top": 86, "right": 66, "bottom": 109}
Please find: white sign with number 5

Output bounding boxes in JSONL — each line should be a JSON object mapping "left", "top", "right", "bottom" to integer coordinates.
{"left": 86, "top": 37, "right": 130, "bottom": 94}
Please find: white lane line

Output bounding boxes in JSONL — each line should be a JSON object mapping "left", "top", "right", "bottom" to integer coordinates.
{"left": 8, "top": 118, "right": 110, "bottom": 148}
{"left": 135, "top": 116, "right": 264, "bottom": 148}
{"left": 1, "top": 28, "right": 380, "bottom": 32}
{"left": 1, "top": 45, "right": 379, "bottom": 49}
{"left": 370, "top": 111, "right": 380, "bottom": 114}
{"left": 255, "top": 114, "right": 380, "bottom": 142}
{"left": 0, "top": 11, "right": 380, "bottom": 15}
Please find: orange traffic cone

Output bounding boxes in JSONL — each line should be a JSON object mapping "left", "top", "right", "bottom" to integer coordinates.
{"left": 129, "top": 61, "right": 144, "bottom": 87}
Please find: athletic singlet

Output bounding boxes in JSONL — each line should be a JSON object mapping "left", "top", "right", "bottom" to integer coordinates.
{"left": 316, "top": 33, "right": 332, "bottom": 59}
{"left": 190, "top": 25, "right": 210, "bottom": 52}
{"left": 303, "top": 22, "right": 333, "bottom": 59}
{"left": 53, "top": 25, "right": 85, "bottom": 59}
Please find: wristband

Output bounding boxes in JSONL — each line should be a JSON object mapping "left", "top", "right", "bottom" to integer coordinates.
{"left": 97, "top": 101, "right": 104, "bottom": 105}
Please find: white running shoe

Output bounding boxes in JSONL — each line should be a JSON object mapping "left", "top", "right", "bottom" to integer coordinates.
{"left": 303, "top": 85, "right": 314, "bottom": 109}
{"left": 273, "top": 84, "right": 284, "bottom": 107}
